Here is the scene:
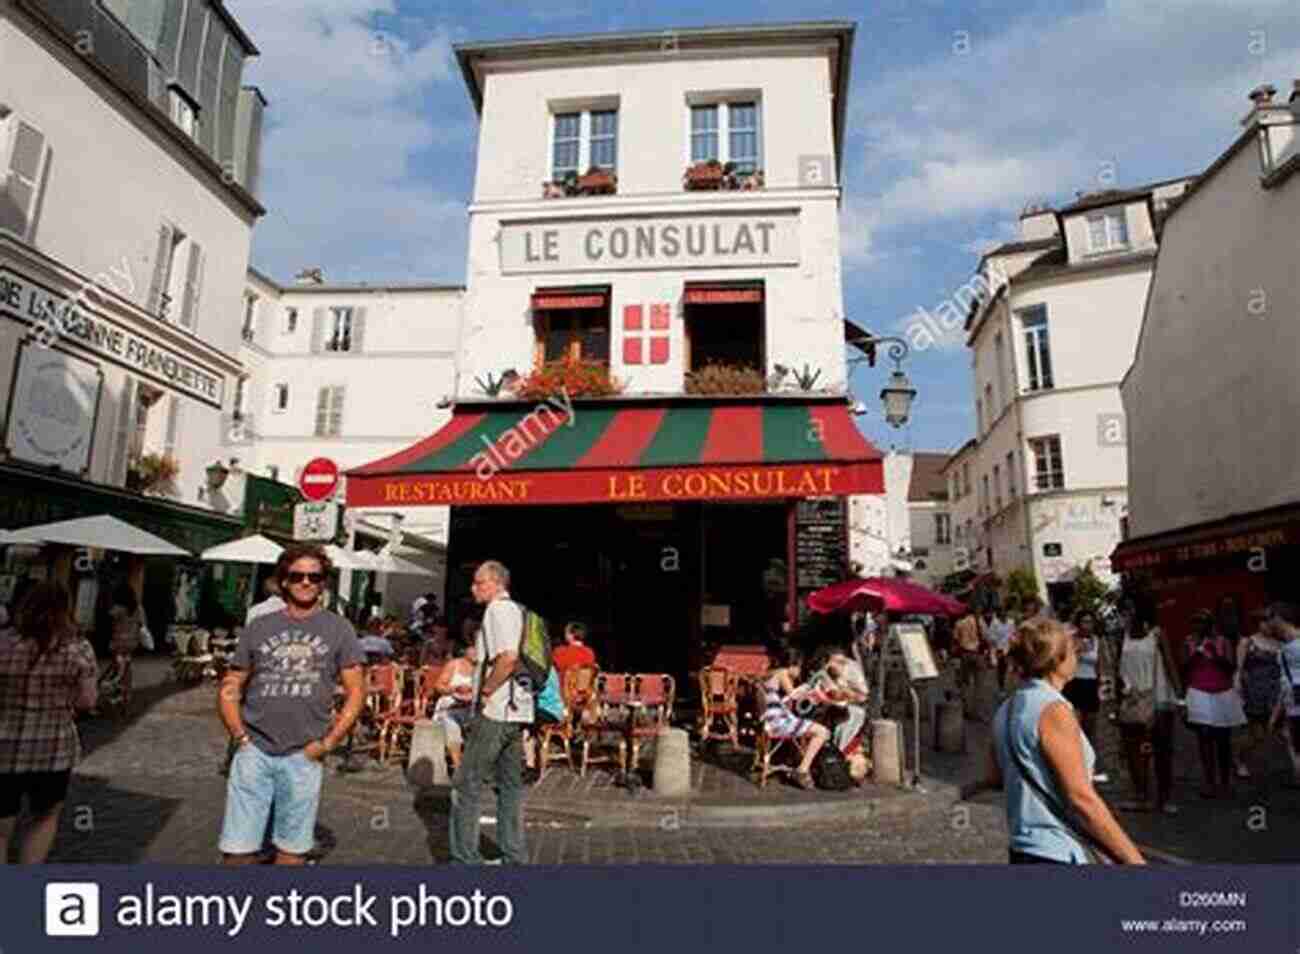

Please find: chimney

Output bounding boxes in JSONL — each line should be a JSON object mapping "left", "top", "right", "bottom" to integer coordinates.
{"left": 294, "top": 268, "right": 324, "bottom": 286}
{"left": 1018, "top": 202, "right": 1059, "bottom": 242}
{"left": 1249, "top": 84, "right": 1277, "bottom": 108}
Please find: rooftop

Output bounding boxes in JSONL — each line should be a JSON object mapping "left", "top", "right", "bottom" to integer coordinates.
{"left": 908, "top": 452, "right": 953, "bottom": 502}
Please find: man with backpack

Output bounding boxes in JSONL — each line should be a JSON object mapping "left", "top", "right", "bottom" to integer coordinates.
{"left": 450, "top": 560, "right": 532, "bottom": 865}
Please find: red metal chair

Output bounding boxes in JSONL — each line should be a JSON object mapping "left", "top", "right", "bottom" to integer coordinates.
{"left": 538, "top": 664, "right": 599, "bottom": 776}
{"left": 580, "top": 673, "right": 631, "bottom": 777}
{"left": 626, "top": 674, "right": 676, "bottom": 772}
{"left": 378, "top": 665, "right": 442, "bottom": 764}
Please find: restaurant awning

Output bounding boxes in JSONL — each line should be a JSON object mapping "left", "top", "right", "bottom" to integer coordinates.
{"left": 530, "top": 287, "right": 608, "bottom": 310}
{"left": 683, "top": 281, "right": 764, "bottom": 305}
{"left": 345, "top": 397, "right": 884, "bottom": 507}
{"left": 1110, "top": 502, "right": 1300, "bottom": 573}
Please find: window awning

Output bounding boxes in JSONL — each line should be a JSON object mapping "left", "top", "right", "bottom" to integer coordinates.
{"left": 345, "top": 398, "right": 883, "bottom": 507}
{"left": 531, "top": 288, "right": 607, "bottom": 310}
{"left": 683, "top": 281, "right": 764, "bottom": 305}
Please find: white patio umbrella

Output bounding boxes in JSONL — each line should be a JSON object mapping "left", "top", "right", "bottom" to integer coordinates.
{"left": 0, "top": 529, "right": 17, "bottom": 545}
{"left": 368, "top": 549, "right": 437, "bottom": 577}
{"left": 200, "top": 534, "right": 283, "bottom": 564}
{"left": 7, "top": 514, "right": 190, "bottom": 556}
{"left": 322, "top": 544, "right": 372, "bottom": 571}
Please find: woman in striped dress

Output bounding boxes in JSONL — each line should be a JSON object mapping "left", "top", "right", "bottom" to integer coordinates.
{"left": 762, "top": 647, "right": 830, "bottom": 790}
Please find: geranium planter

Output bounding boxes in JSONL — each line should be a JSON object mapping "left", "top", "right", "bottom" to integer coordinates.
{"left": 684, "top": 161, "right": 725, "bottom": 191}
{"left": 577, "top": 169, "right": 617, "bottom": 195}
{"left": 512, "top": 359, "right": 623, "bottom": 401}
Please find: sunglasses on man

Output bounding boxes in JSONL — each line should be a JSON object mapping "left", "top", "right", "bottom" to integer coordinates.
{"left": 285, "top": 571, "right": 325, "bottom": 584}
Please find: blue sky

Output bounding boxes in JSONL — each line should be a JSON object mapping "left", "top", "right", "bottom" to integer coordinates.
{"left": 228, "top": 0, "right": 1300, "bottom": 456}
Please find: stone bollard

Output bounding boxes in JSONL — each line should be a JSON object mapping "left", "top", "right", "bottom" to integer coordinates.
{"left": 652, "top": 727, "right": 691, "bottom": 797}
{"left": 933, "top": 701, "right": 965, "bottom": 753}
{"left": 407, "top": 719, "right": 449, "bottom": 789}
{"left": 870, "top": 719, "right": 903, "bottom": 786}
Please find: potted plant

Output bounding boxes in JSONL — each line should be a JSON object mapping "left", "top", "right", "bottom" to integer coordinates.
{"left": 542, "top": 171, "right": 579, "bottom": 198}
{"left": 739, "top": 168, "right": 765, "bottom": 191}
{"left": 683, "top": 362, "right": 767, "bottom": 395}
{"left": 683, "top": 159, "right": 725, "bottom": 191}
{"left": 135, "top": 452, "right": 180, "bottom": 493}
{"left": 577, "top": 165, "right": 617, "bottom": 196}
{"left": 511, "top": 358, "right": 623, "bottom": 400}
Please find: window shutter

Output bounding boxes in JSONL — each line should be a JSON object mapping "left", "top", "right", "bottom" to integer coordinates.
{"left": 350, "top": 307, "right": 366, "bottom": 353}
{"left": 146, "top": 223, "right": 173, "bottom": 314}
{"left": 311, "top": 308, "right": 327, "bottom": 353}
{"left": 314, "top": 387, "right": 329, "bottom": 436}
{"left": 0, "top": 118, "right": 49, "bottom": 240}
{"left": 329, "top": 386, "right": 345, "bottom": 436}
{"left": 164, "top": 397, "right": 182, "bottom": 456}
{"left": 110, "top": 377, "right": 136, "bottom": 485}
{"left": 179, "top": 243, "right": 203, "bottom": 329}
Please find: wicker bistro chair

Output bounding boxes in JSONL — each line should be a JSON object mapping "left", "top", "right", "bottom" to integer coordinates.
{"left": 580, "top": 673, "right": 633, "bottom": 778}
{"left": 538, "top": 664, "right": 599, "bottom": 776}
{"left": 750, "top": 678, "right": 812, "bottom": 789}
{"left": 696, "top": 667, "right": 741, "bottom": 748}
{"left": 355, "top": 663, "right": 404, "bottom": 759}
{"left": 378, "top": 664, "right": 442, "bottom": 765}
{"left": 626, "top": 674, "right": 676, "bottom": 773}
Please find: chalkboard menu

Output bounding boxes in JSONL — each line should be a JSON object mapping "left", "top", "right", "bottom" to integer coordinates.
{"left": 796, "top": 497, "right": 847, "bottom": 622}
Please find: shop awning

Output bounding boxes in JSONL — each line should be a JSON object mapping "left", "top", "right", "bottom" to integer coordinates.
{"left": 1111, "top": 503, "right": 1300, "bottom": 573}
{"left": 346, "top": 398, "right": 884, "bottom": 507}
{"left": 531, "top": 288, "right": 607, "bottom": 310}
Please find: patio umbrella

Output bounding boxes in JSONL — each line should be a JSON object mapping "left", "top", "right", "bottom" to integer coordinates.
{"left": 200, "top": 534, "right": 283, "bottom": 564}
{"left": 7, "top": 514, "right": 190, "bottom": 557}
{"left": 807, "top": 577, "right": 967, "bottom": 618}
{"left": 322, "top": 544, "right": 372, "bottom": 571}
{"left": 367, "top": 549, "right": 436, "bottom": 577}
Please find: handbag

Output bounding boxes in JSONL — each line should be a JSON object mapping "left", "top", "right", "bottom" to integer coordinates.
{"left": 1118, "top": 639, "right": 1158, "bottom": 727}
{"left": 1005, "top": 691, "right": 1116, "bottom": 865}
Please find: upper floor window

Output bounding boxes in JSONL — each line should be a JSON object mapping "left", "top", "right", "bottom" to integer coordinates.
{"left": 993, "top": 464, "right": 1002, "bottom": 511}
{"left": 326, "top": 307, "right": 353, "bottom": 352}
{"left": 994, "top": 332, "right": 1006, "bottom": 410}
{"left": 1029, "top": 435, "right": 1065, "bottom": 491}
{"left": 314, "top": 385, "right": 345, "bottom": 437}
{"left": 241, "top": 294, "right": 257, "bottom": 342}
{"left": 981, "top": 474, "right": 990, "bottom": 515}
{"left": 0, "top": 108, "right": 50, "bottom": 242}
{"left": 983, "top": 383, "right": 994, "bottom": 428}
{"left": 1086, "top": 209, "right": 1129, "bottom": 253}
{"left": 534, "top": 298, "right": 610, "bottom": 367}
{"left": 272, "top": 383, "right": 289, "bottom": 413}
{"left": 1006, "top": 450, "right": 1017, "bottom": 497}
{"left": 1020, "top": 305, "right": 1054, "bottom": 391}
{"left": 962, "top": 463, "right": 971, "bottom": 498}
{"left": 169, "top": 85, "right": 200, "bottom": 140}
{"left": 551, "top": 108, "right": 618, "bottom": 181}
{"left": 284, "top": 307, "right": 298, "bottom": 334}
{"left": 935, "top": 513, "right": 952, "bottom": 546}
{"left": 690, "top": 100, "right": 760, "bottom": 173}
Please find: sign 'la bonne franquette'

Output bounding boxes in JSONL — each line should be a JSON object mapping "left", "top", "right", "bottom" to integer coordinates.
{"left": 0, "top": 267, "right": 223, "bottom": 406}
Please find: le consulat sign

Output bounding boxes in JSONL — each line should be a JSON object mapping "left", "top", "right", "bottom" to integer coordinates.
{"left": 499, "top": 210, "right": 801, "bottom": 274}
{"left": 0, "top": 266, "right": 224, "bottom": 408}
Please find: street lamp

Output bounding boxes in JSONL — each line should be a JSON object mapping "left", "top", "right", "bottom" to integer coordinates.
{"left": 848, "top": 333, "right": 916, "bottom": 428}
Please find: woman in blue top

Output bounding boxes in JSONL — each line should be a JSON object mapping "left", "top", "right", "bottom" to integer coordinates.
{"left": 961, "top": 618, "right": 1145, "bottom": 864}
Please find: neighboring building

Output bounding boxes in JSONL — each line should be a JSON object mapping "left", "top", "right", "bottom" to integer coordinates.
{"left": 958, "top": 173, "right": 1196, "bottom": 610}
{"left": 943, "top": 437, "right": 978, "bottom": 576}
{"left": 0, "top": 0, "right": 264, "bottom": 629}
{"left": 905, "top": 451, "right": 953, "bottom": 588}
{"left": 1114, "top": 82, "right": 1300, "bottom": 629}
{"left": 347, "top": 23, "right": 887, "bottom": 682}
{"left": 233, "top": 266, "right": 463, "bottom": 611}
{"left": 848, "top": 450, "right": 911, "bottom": 578}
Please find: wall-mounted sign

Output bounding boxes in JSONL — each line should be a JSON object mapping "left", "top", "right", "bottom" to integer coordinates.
{"left": 499, "top": 210, "right": 800, "bottom": 274}
{"left": 0, "top": 266, "right": 224, "bottom": 407}
{"left": 294, "top": 501, "right": 339, "bottom": 541}
{"left": 3, "top": 341, "right": 102, "bottom": 475}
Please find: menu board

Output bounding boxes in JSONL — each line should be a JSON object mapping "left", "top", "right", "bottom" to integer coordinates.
{"left": 796, "top": 497, "right": 847, "bottom": 623}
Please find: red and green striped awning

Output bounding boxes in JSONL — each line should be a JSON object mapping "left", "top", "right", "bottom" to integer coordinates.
{"left": 345, "top": 399, "right": 883, "bottom": 507}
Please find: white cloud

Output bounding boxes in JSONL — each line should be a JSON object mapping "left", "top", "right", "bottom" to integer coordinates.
{"left": 844, "top": 1, "right": 1300, "bottom": 266}
{"left": 227, "top": 1, "right": 466, "bottom": 282}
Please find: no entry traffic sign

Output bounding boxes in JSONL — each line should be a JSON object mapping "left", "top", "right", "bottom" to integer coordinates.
{"left": 299, "top": 457, "right": 340, "bottom": 501}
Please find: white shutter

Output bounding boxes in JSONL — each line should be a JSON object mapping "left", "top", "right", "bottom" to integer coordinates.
{"left": 311, "top": 308, "right": 327, "bottom": 353}
{"left": 110, "top": 377, "right": 136, "bottom": 485}
{"left": 179, "top": 242, "right": 203, "bottom": 329}
{"left": 0, "top": 117, "right": 50, "bottom": 240}
{"left": 329, "top": 386, "right": 345, "bottom": 436}
{"left": 314, "top": 387, "right": 329, "bottom": 436}
{"left": 164, "top": 396, "right": 182, "bottom": 456}
{"left": 350, "top": 307, "right": 366, "bottom": 353}
{"left": 146, "top": 223, "right": 173, "bottom": 315}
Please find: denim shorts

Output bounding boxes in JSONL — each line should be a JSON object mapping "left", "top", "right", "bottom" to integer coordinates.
{"left": 218, "top": 743, "right": 323, "bottom": 856}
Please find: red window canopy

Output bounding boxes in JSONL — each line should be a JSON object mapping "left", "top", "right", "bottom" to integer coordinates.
{"left": 684, "top": 283, "right": 764, "bottom": 305}
{"left": 532, "top": 289, "right": 607, "bottom": 310}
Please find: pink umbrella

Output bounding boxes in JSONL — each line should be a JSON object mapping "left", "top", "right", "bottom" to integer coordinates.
{"left": 807, "top": 577, "right": 967, "bottom": 617}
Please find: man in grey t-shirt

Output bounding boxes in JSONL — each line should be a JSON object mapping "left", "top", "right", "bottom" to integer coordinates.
{"left": 218, "top": 545, "right": 365, "bottom": 865}
{"left": 450, "top": 559, "right": 529, "bottom": 865}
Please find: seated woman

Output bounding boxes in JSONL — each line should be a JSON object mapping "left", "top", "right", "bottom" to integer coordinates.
{"left": 432, "top": 641, "right": 479, "bottom": 770}
{"left": 762, "top": 647, "right": 830, "bottom": 790}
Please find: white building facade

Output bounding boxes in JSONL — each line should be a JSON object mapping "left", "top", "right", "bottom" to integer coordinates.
{"left": 0, "top": 0, "right": 264, "bottom": 620}
{"left": 1114, "top": 82, "right": 1300, "bottom": 629}
{"left": 958, "top": 176, "right": 1193, "bottom": 608}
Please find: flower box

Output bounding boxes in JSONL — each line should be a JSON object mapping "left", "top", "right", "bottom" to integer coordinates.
{"left": 684, "top": 160, "right": 725, "bottom": 191}
{"left": 512, "top": 359, "right": 623, "bottom": 400}
{"left": 577, "top": 168, "right": 617, "bottom": 195}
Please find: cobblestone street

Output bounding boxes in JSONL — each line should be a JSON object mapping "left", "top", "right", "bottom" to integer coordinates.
{"left": 22, "top": 658, "right": 1300, "bottom": 866}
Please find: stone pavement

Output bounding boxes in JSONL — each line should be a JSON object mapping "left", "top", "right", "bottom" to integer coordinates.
{"left": 18, "top": 657, "right": 1300, "bottom": 865}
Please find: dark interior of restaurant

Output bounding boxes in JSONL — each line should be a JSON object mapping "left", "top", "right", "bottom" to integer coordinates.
{"left": 445, "top": 501, "right": 789, "bottom": 697}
